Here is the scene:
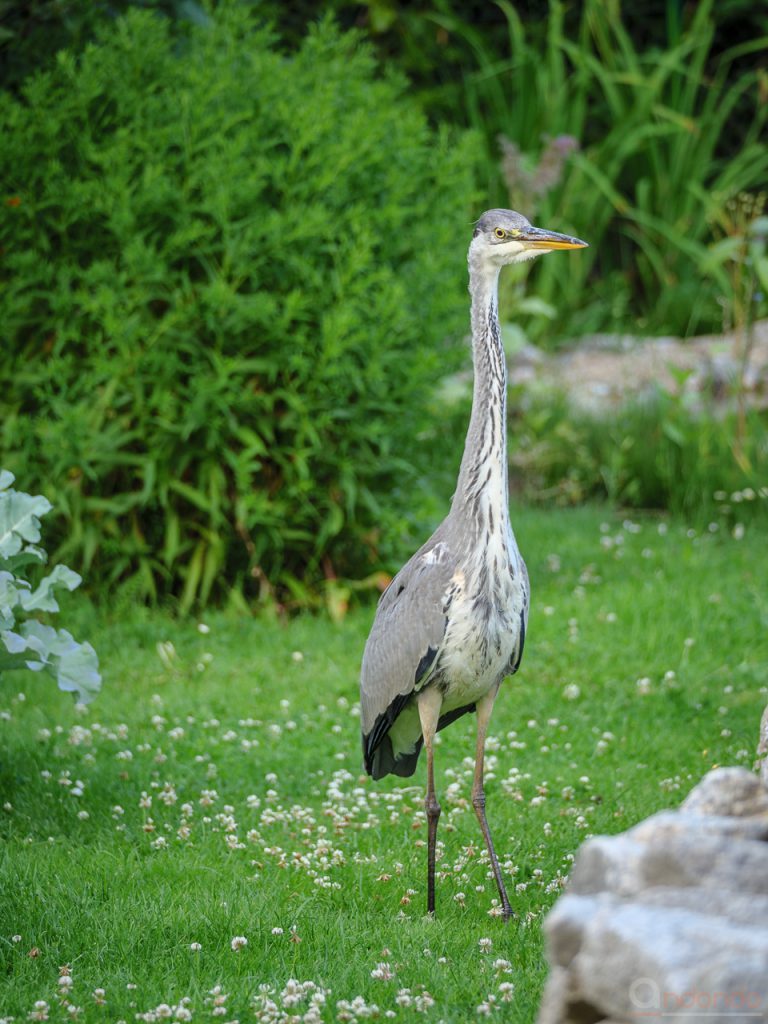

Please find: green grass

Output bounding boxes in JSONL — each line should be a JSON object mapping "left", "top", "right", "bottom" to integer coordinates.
{"left": 1, "top": 505, "right": 766, "bottom": 1023}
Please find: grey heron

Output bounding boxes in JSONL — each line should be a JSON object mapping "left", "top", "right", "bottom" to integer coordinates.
{"left": 359, "top": 209, "right": 588, "bottom": 918}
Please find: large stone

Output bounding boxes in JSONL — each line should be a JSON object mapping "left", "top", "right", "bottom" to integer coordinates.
{"left": 568, "top": 829, "right": 768, "bottom": 898}
{"left": 541, "top": 894, "right": 768, "bottom": 1024}
{"left": 638, "top": 886, "right": 768, "bottom": 929}
{"left": 505, "top": 318, "right": 768, "bottom": 415}
{"left": 758, "top": 704, "right": 768, "bottom": 787}
{"left": 631, "top": 808, "right": 768, "bottom": 843}
{"left": 537, "top": 765, "right": 768, "bottom": 1024}
{"left": 681, "top": 766, "right": 768, "bottom": 818}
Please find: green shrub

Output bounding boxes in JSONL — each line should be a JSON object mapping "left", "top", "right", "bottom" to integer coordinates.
{"left": 0, "top": 470, "right": 100, "bottom": 703}
{"left": 445, "top": 0, "right": 768, "bottom": 339}
{"left": 0, "top": 8, "right": 477, "bottom": 608}
{"left": 509, "top": 389, "right": 768, "bottom": 523}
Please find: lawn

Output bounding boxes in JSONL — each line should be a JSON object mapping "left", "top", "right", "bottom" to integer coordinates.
{"left": 1, "top": 505, "right": 766, "bottom": 1023}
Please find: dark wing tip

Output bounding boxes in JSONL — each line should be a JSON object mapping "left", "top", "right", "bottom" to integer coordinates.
{"left": 363, "top": 733, "right": 421, "bottom": 780}
{"left": 362, "top": 691, "right": 413, "bottom": 775}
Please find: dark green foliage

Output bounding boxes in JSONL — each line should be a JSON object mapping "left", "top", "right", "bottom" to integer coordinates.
{"left": 4, "top": 2, "right": 767, "bottom": 344}
{"left": 449, "top": 0, "right": 768, "bottom": 339}
{"left": 0, "top": 0, "right": 210, "bottom": 93}
{"left": 509, "top": 391, "right": 768, "bottom": 524}
{"left": 0, "top": 7, "right": 477, "bottom": 607}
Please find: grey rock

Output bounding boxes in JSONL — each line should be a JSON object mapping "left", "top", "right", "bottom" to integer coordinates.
{"left": 630, "top": 808, "right": 768, "bottom": 843}
{"left": 758, "top": 704, "right": 768, "bottom": 787}
{"left": 509, "top": 317, "right": 768, "bottom": 415}
{"left": 542, "top": 894, "right": 768, "bottom": 1024}
{"left": 638, "top": 886, "right": 768, "bottom": 928}
{"left": 538, "top": 765, "right": 768, "bottom": 1024}
{"left": 681, "top": 766, "right": 768, "bottom": 818}
{"left": 568, "top": 830, "right": 768, "bottom": 898}
{"left": 536, "top": 967, "right": 572, "bottom": 1024}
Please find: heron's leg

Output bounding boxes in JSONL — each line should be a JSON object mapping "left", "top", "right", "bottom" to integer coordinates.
{"left": 472, "top": 686, "right": 513, "bottom": 920}
{"left": 418, "top": 687, "right": 443, "bottom": 916}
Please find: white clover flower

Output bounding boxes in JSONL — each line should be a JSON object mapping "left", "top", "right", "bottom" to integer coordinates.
{"left": 414, "top": 990, "right": 435, "bottom": 1012}
{"left": 498, "top": 982, "right": 515, "bottom": 1002}
{"left": 371, "top": 963, "right": 394, "bottom": 981}
{"left": 230, "top": 935, "right": 248, "bottom": 952}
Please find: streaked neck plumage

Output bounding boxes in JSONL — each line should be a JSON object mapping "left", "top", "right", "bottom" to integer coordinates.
{"left": 452, "top": 254, "right": 510, "bottom": 535}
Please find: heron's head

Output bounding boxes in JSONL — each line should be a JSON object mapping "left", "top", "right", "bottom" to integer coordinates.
{"left": 470, "top": 209, "right": 588, "bottom": 269}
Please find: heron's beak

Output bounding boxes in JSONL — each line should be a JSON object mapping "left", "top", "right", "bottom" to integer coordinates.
{"left": 523, "top": 226, "right": 589, "bottom": 250}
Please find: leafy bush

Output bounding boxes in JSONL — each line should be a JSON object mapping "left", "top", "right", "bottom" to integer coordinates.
{"left": 509, "top": 390, "right": 768, "bottom": 524}
{"left": 0, "top": 8, "right": 477, "bottom": 607}
{"left": 444, "top": 0, "right": 768, "bottom": 339}
{"left": 5, "top": 3, "right": 767, "bottom": 347}
{"left": 0, "top": 470, "right": 100, "bottom": 703}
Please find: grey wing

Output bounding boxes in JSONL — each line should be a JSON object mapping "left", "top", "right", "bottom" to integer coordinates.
{"left": 360, "top": 532, "right": 455, "bottom": 778}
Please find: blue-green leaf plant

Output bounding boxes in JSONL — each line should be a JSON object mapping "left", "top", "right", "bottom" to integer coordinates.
{"left": 0, "top": 470, "right": 100, "bottom": 703}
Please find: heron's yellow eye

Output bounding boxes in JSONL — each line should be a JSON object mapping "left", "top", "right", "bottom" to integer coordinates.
{"left": 494, "top": 228, "right": 506, "bottom": 240}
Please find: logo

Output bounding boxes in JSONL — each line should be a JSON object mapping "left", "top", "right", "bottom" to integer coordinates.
{"left": 629, "top": 978, "right": 763, "bottom": 1018}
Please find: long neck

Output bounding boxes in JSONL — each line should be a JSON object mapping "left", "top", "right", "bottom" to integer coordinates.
{"left": 453, "top": 260, "right": 510, "bottom": 525}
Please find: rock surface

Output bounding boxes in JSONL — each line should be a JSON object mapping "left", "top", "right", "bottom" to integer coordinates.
{"left": 680, "top": 765, "right": 768, "bottom": 818}
{"left": 508, "top": 318, "right": 768, "bottom": 415}
{"left": 758, "top": 704, "right": 768, "bottom": 787}
{"left": 537, "top": 763, "right": 768, "bottom": 1024}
